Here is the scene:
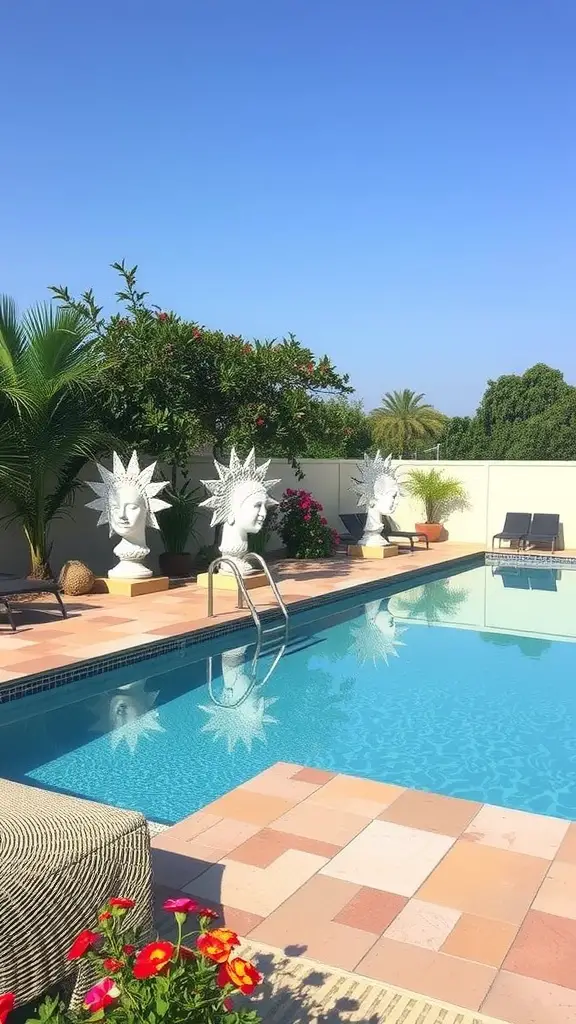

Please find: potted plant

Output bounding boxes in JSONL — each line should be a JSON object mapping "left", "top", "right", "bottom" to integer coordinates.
{"left": 405, "top": 468, "right": 467, "bottom": 543}
{"left": 158, "top": 473, "right": 201, "bottom": 577}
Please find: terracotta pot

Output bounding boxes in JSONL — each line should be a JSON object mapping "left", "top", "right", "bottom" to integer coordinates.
{"left": 415, "top": 522, "right": 443, "bottom": 543}
{"left": 158, "top": 552, "right": 194, "bottom": 577}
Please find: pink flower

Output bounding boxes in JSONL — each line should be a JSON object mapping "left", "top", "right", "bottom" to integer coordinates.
{"left": 304, "top": 514, "right": 311, "bottom": 522}
{"left": 163, "top": 897, "right": 198, "bottom": 915}
{"left": 321, "top": 517, "right": 327, "bottom": 525}
{"left": 83, "top": 978, "right": 120, "bottom": 1013}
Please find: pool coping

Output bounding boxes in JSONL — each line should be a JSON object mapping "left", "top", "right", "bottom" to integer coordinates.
{"left": 0, "top": 550, "right": 483, "bottom": 704}
{"left": 2, "top": 547, "right": 575, "bottom": 705}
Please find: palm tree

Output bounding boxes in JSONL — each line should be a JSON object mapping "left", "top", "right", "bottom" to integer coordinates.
{"left": 0, "top": 296, "right": 109, "bottom": 577}
{"left": 370, "top": 389, "right": 446, "bottom": 457}
{"left": 393, "top": 578, "right": 468, "bottom": 624}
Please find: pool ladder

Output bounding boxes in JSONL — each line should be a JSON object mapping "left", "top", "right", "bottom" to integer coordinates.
{"left": 206, "top": 553, "right": 289, "bottom": 708}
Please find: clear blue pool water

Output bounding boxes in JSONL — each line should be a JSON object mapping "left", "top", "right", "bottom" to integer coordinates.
{"left": 2, "top": 559, "right": 576, "bottom": 823}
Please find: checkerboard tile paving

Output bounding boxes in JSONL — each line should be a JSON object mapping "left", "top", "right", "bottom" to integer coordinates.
{"left": 151, "top": 763, "right": 576, "bottom": 1024}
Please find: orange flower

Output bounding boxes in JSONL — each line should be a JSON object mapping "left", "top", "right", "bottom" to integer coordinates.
{"left": 133, "top": 941, "right": 174, "bottom": 979}
{"left": 218, "top": 957, "right": 262, "bottom": 994}
{"left": 196, "top": 928, "right": 239, "bottom": 964}
{"left": 0, "top": 994, "right": 15, "bottom": 1024}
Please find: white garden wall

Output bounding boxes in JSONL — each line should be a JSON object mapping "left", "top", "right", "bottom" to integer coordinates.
{"left": 2, "top": 458, "right": 576, "bottom": 577}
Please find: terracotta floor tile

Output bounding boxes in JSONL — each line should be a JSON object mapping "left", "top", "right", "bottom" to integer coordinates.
{"left": 308, "top": 773, "right": 405, "bottom": 818}
{"left": 356, "top": 937, "right": 496, "bottom": 1010}
{"left": 380, "top": 789, "right": 481, "bottom": 837}
{"left": 384, "top": 899, "right": 461, "bottom": 951}
{"left": 333, "top": 887, "right": 407, "bottom": 933}
{"left": 241, "top": 773, "right": 319, "bottom": 803}
{"left": 291, "top": 767, "right": 335, "bottom": 785}
{"left": 533, "top": 861, "right": 576, "bottom": 920}
{"left": 464, "top": 804, "right": 569, "bottom": 859}
{"left": 482, "top": 970, "right": 576, "bottom": 1024}
{"left": 7, "top": 654, "right": 78, "bottom": 674}
{"left": 227, "top": 827, "right": 339, "bottom": 868}
{"left": 250, "top": 915, "right": 377, "bottom": 972}
{"left": 163, "top": 810, "right": 223, "bottom": 841}
{"left": 556, "top": 822, "right": 576, "bottom": 866}
{"left": 441, "top": 913, "right": 517, "bottom": 967}
{"left": 417, "top": 839, "right": 549, "bottom": 924}
{"left": 186, "top": 848, "right": 328, "bottom": 917}
{"left": 181, "top": 819, "right": 260, "bottom": 859}
{"left": 321, "top": 819, "right": 455, "bottom": 897}
{"left": 504, "top": 910, "right": 576, "bottom": 988}
{"left": 270, "top": 801, "right": 370, "bottom": 847}
{"left": 205, "top": 790, "right": 296, "bottom": 826}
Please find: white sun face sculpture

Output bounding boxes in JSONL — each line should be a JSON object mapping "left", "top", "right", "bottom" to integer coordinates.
{"left": 199, "top": 448, "right": 280, "bottom": 576}
{"left": 199, "top": 645, "right": 278, "bottom": 752}
{"left": 90, "top": 681, "right": 165, "bottom": 754}
{"left": 351, "top": 451, "right": 401, "bottom": 546}
{"left": 86, "top": 451, "right": 170, "bottom": 578}
{"left": 349, "top": 599, "right": 406, "bottom": 666}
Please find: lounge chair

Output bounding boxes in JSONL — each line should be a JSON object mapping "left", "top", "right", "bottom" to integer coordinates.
{"left": 527, "top": 569, "right": 558, "bottom": 592}
{"left": 492, "top": 513, "right": 531, "bottom": 551}
{"left": 0, "top": 778, "right": 152, "bottom": 1009}
{"left": 524, "top": 513, "right": 560, "bottom": 553}
{"left": 492, "top": 566, "right": 530, "bottom": 589}
{"left": 381, "top": 516, "right": 429, "bottom": 552}
{"left": 0, "top": 576, "right": 68, "bottom": 631}
{"left": 339, "top": 514, "right": 429, "bottom": 553}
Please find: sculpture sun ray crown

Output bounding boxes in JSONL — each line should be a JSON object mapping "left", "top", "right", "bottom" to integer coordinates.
{"left": 199, "top": 446, "right": 281, "bottom": 528}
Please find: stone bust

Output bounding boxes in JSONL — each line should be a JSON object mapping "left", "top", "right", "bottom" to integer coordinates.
{"left": 350, "top": 451, "right": 401, "bottom": 546}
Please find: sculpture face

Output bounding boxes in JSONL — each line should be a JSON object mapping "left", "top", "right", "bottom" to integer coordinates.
{"left": 374, "top": 475, "right": 400, "bottom": 516}
{"left": 232, "top": 484, "right": 270, "bottom": 535}
{"left": 109, "top": 483, "right": 147, "bottom": 539}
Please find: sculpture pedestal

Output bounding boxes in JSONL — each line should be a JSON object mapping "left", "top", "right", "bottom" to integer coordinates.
{"left": 196, "top": 571, "right": 269, "bottom": 592}
{"left": 92, "top": 576, "right": 170, "bottom": 597}
{"left": 347, "top": 544, "right": 399, "bottom": 560}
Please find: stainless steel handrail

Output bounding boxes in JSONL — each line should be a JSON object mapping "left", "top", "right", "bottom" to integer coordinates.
{"left": 242, "top": 552, "right": 289, "bottom": 629}
{"left": 207, "top": 557, "right": 262, "bottom": 633}
{"left": 206, "top": 641, "right": 286, "bottom": 710}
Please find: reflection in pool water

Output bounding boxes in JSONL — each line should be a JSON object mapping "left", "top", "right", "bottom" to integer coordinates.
{"left": 90, "top": 680, "right": 165, "bottom": 754}
{"left": 200, "top": 645, "right": 279, "bottom": 754}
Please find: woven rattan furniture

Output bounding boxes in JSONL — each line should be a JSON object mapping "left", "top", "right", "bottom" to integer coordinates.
{"left": 0, "top": 779, "right": 152, "bottom": 1008}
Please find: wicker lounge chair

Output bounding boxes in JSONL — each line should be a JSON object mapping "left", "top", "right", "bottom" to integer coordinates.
{"left": 0, "top": 779, "right": 152, "bottom": 1008}
{"left": 0, "top": 576, "right": 68, "bottom": 631}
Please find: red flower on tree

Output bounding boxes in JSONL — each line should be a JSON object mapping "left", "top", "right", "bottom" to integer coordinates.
{"left": 157, "top": 312, "right": 168, "bottom": 321}
{"left": 0, "top": 994, "right": 15, "bottom": 1024}
{"left": 67, "top": 929, "right": 100, "bottom": 961}
{"left": 256, "top": 417, "right": 265, "bottom": 427}
{"left": 218, "top": 957, "right": 262, "bottom": 994}
{"left": 133, "top": 941, "right": 175, "bottom": 979}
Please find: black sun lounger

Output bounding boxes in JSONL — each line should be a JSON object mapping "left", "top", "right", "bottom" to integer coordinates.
{"left": 492, "top": 513, "right": 531, "bottom": 551}
{"left": 340, "top": 513, "right": 429, "bottom": 552}
{"left": 0, "top": 577, "right": 68, "bottom": 631}
{"left": 339, "top": 513, "right": 365, "bottom": 543}
{"left": 381, "top": 516, "right": 429, "bottom": 552}
{"left": 524, "top": 513, "right": 560, "bottom": 553}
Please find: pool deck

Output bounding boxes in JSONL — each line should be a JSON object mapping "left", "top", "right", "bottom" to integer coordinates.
{"left": 0, "top": 542, "right": 485, "bottom": 682}
{"left": 151, "top": 763, "right": 576, "bottom": 1024}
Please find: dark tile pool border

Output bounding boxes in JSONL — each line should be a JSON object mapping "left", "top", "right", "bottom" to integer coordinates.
{"left": 0, "top": 550, "right": 484, "bottom": 705}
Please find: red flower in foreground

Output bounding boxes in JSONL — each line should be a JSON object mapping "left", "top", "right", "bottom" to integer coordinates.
{"left": 196, "top": 928, "right": 239, "bottom": 964}
{"left": 163, "top": 897, "right": 198, "bottom": 915}
{"left": 218, "top": 957, "right": 262, "bottom": 994}
{"left": 98, "top": 911, "right": 111, "bottom": 922}
{"left": 67, "top": 929, "right": 100, "bottom": 961}
{"left": 122, "top": 944, "right": 135, "bottom": 955}
{"left": 83, "top": 978, "right": 120, "bottom": 1013}
{"left": 0, "top": 994, "right": 15, "bottom": 1024}
{"left": 109, "top": 897, "right": 135, "bottom": 910}
{"left": 102, "top": 958, "right": 124, "bottom": 973}
{"left": 133, "top": 941, "right": 174, "bottom": 979}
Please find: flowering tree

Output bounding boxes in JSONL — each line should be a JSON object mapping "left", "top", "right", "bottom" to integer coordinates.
{"left": 0, "top": 895, "right": 261, "bottom": 1024}
{"left": 277, "top": 488, "right": 339, "bottom": 558}
{"left": 50, "top": 263, "right": 353, "bottom": 470}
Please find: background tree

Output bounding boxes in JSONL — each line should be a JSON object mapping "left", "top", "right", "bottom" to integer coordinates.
{"left": 370, "top": 389, "right": 446, "bottom": 456}
{"left": 0, "top": 297, "right": 109, "bottom": 577}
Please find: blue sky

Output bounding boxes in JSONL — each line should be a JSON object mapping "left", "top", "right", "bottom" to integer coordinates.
{"left": 1, "top": 1, "right": 575, "bottom": 415}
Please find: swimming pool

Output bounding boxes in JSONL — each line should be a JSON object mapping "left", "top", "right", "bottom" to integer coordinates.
{"left": 2, "top": 558, "right": 576, "bottom": 823}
